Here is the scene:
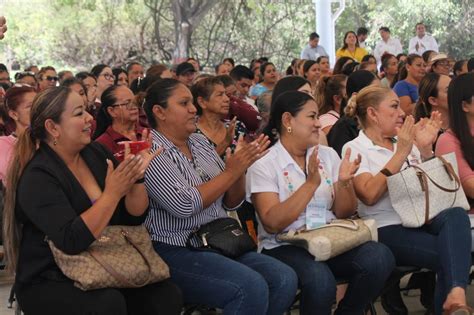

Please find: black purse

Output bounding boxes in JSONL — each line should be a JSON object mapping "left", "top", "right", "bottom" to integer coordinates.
{"left": 186, "top": 217, "right": 257, "bottom": 258}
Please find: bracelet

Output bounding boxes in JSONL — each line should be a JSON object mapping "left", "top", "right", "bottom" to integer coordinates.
{"left": 380, "top": 168, "right": 393, "bottom": 177}
{"left": 338, "top": 180, "right": 351, "bottom": 188}
{"left": 135, "top": 177, "right": 145, "bottom": 184}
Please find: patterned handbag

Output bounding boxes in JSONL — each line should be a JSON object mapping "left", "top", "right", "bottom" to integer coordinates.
{"left": 48, "top": 225, "right": 170, "bottom": 291}
{"left": 276, "top": 219, "right": 377, "bottom": 261}
{"left": 387, "top": 152, "right": 470, "bottom": 228}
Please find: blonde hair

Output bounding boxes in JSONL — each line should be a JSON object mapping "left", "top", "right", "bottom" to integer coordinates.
{"left": 3, "top": 87, "right": 71, "bottom": 273}
{"left": 346, "top": 85, "right": 392, "bottom": 129}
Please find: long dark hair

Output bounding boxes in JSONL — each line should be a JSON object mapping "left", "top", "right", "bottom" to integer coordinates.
{"left": 92, "top": 85, "right": 121, "bottom": 139}
{"left": 341, "top": 31, "right": 359, "bottom": 50}
{"left": 333, "top": 57, "right": 354, "bottom": 75}
{"left": 447, "top": 72, "right": 474, "bottom": 169}
{"left": 3, "top": 87, "right": 71, "bottom": 273}
{"left": 414, "top": 73, "right": 441, "bottom": 122}
{"left": 144, "top": 78, "right": 183, "bottom": 129}
{"left": 263, "top": 91, "right": 314, "bottom": 146}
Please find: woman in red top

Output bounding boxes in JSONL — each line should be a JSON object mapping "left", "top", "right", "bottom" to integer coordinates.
{"left": 93, "top": 85, "right": 145, "bottom": 161}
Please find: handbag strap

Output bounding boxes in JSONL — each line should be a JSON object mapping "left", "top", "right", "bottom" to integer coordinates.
{"left": 410, "top": 156, "right": 461, "bottom": 224}
{"left": 410, "top": 157, "right": 461, "bottom": 193}
{"left": 89, "top": 229, "right": 152, "bottom": 288}
{"left": 287, "top": 219, "right": 360, "bottom": 236}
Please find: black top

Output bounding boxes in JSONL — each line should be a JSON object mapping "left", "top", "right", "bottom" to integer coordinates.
{"left": 327, "top": 116, "right": 359, "bottom": 157}
{"left": 15, "top": 142, "right": 148, "bottom": 286}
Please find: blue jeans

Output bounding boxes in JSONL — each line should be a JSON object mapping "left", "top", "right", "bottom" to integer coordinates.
{"left": 263, "top": 241, "right": 395, "bottom": 315}
{"left": 153, "top": 242, "right": 298, "bottom": 315}
{"left": 379, "top": 207, "right": 472, "bottom": 315}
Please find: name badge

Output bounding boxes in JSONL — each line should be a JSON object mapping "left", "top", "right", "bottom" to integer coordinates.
{"left": 306, "top": 198, "right": 327, "bottom": 230}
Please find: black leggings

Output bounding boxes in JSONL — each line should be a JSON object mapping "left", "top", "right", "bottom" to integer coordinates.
{"left": 16, "top": 278, "right": 183, "bottom": 315}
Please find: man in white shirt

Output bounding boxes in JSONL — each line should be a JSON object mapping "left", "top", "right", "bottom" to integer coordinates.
{"left": 374, "top": 27, "right": 403, "bottom": 64}
{"left": 357, "top": 27, "right": 369, "bottom": 50}
{"left": 408, "top": 22, "right": 439, "bottom": 55}
{"left": 300, "top": 32, "right": 328, "bottom": 60}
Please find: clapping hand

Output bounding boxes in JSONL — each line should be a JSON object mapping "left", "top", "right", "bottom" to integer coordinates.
{"left": 225, "top": 134, "right": 270, "bottom": 176}
{"left": 306, "top": 147, "right": 321, "bottom": 188}
{"left": 414, "top": 111, "right": 442, "bottom": 150}
{"left": 338, "top": 147, "right": 361, "bottom": 182}
{"left": 395, "top": 115, "right": 416, "bottom": 159}
{"left": 0, "top": 16, "right": 7, "bottom": 40}
{"left": 123, "top": 129, "right": 163, "bottom": 179}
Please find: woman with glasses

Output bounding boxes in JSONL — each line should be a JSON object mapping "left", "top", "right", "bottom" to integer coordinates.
{"left": 36, "top": 66, "right": 58, "bottom": 91}
{"left": 93, "top": 85, "right": 143, "bottom": 161}
{"left": 342, "top": 85, "right": 472, "bottom": 315}
{"left": 90, "top": 64, "right": 115, "bottom": 118}
{"left": 143, "top": 78, "right": 299, "bottom": 315}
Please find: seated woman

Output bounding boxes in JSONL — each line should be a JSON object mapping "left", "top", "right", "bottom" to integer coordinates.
{"left": 317, "top": 74, "right": 347, "bottom": 134}
{"left": 2, "top": 87, "right": 182, "bottom": 314}
{"left": 272, "top": 75, "right": 328, "bottom": 146}
{"left": 75, "top": 72, "right": 98, "bottom": 115}
{"left": 247, "top": 90, "right": 395, "bottom": 315}
{"left": 342, "top": 85, "right": 472, "bottom": 315}
{"left": 436, "top": 72, "right": 474, "bottom": 212}
{"left": 380, "top": 54, "right": 398, "bottom": 88}
{"left": 93, "top": 85, "right": 145, "bottom": 161}
{"left": 393, "top": 54, "right": 426, "bottom": 115}
{"left": 336, "top": 31, "right": 368, "bottom": 63}
{"left": 302, "top": 60, "right": 321, "bottom": 94}
{"left": 113, "top": 68, "right": 129, "bottom": 86}
{"left": 327, "top": 70, "right": 379, "bottom": 156}
{"left": 249, "top": 62, "right": 278, "bottom": 99}
{"left": 191, "top": 76, "right": 247, "bottom": 157}
{"left": 316, "top": 56, "right": 332, "bottom": 77}
{"left": 143, "top": 78, "right": 298, "bottom": 315}
{"left": 0, "top": 85, "right": 36, "bottom": 184}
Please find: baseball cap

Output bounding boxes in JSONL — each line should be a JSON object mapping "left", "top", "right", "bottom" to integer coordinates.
{"left": 176, "top": 62, "right": 196, "bottom": 76}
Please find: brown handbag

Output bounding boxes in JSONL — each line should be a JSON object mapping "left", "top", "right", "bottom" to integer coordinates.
{"left": 48, "top": 225, "right": 170, "bottom": 291}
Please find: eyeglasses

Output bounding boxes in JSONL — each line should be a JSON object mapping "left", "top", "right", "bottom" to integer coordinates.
{"left": 101, "top": 73, "right": 115, "bottom": 81}
{"left": 112, "top": 100, "right": 138, "bottom": 110}
{"left": 43, "top": 76, "right": 59, "bottom": 82}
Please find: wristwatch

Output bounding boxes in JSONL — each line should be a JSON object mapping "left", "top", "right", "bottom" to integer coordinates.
{"left": 380, "top": 168, "right": 393, "bottom": 177}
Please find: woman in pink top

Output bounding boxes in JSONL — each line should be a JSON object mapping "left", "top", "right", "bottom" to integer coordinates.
{"left": 435, "top": 73, "right": 474, "bottom": 211}
{"left": 316, "top": 74, "right": 347, "bottom": 134}
{"left": 0, "top": 85, "right": 37, "bottom": 184}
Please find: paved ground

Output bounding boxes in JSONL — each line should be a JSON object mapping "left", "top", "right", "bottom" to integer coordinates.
{"left": 0, "top": 270, "right": 472, "bottom": 314}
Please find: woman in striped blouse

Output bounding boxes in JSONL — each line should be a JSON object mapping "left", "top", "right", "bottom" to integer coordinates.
{"left": 143, "top": 78, "right": 298, "bottom": 315}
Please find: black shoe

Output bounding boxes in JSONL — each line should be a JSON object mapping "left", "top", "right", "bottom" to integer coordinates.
{"left": 381, "top": 282, "right": 408, "bottom": 315}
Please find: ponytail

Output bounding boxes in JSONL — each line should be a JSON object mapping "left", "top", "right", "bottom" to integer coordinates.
{"left": 3, "top": 128, "right": 37, "bottom": 273}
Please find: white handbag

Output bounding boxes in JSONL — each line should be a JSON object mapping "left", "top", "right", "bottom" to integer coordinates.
{"left": 387, "top": 152, "right": 470, "bottom": 228}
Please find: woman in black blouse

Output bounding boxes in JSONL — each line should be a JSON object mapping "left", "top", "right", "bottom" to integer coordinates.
{"left": 2, "top": 87, "right": 182, "bottom": 315}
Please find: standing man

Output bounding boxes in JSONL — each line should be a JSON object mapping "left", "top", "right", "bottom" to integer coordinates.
{"left": 357, "top": 27, "right": 369, "bottom": 50}
{"left": 300, "top": 32, "right": 328, "bottom": 61}
{"left": 374, "top": 27, "right": 403, "bottom": 64}
{"left": 408, "top": 22, "right": 439, "bottom": 56}
{"left": 127, "top": 62, "right": 144, "bottom": 86}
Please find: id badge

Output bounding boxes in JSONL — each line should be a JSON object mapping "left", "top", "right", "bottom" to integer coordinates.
{"left": 306, "top": 198, "right": 327, "bottom": 230}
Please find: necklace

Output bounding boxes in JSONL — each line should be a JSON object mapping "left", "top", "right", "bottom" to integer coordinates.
{"left": 283, "top": 163, "right": 335, "bottom": 202}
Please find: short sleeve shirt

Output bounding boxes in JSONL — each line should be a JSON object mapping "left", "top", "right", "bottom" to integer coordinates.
{"left": 246, "top": 141, "right": 339, "bottom": 251}
{"left": 342, "top": 130, "right": 422, "bottom": 228}
{"left": 393, "top": 80, "right": 419, "bottom": 103}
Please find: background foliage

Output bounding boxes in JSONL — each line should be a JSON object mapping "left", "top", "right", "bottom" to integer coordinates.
{"left": 0, "top": 0, "right": 472, "bottom": 72}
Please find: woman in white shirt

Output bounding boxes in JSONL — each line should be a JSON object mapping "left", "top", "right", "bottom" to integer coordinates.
{"left": 247, "top": 90, "right": 395, "bottom": 315}
{"left": 342, "top": 85, "right": 472, "bottom": 315}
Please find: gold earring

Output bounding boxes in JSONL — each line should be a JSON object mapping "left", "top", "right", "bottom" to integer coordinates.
{"left": 53, "top": 138, "right": 57, "bottom": 145}
{"left": 287, "top": 126, "right": 292, "bottom": 133}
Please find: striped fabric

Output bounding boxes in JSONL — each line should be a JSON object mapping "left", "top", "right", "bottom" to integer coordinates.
{"left": 144, "top": 129, "right": 235, "bottom": 247}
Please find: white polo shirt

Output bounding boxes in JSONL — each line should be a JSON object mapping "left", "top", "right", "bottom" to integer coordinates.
{"left": 342, "top": 130, "right": 422, "bottom": 228}
{"left": 408, "top": 34, "right": 439, "bottom": 55}
{"left": 374, "top": 37, "right": 403, "bottom": 64}
{"left": 246, "top": 140, "right": 338, "bottom": 251}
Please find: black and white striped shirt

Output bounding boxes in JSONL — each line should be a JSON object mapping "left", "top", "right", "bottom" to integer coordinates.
{"left": 144, "top": 129, "right": 238, "bottom": 247}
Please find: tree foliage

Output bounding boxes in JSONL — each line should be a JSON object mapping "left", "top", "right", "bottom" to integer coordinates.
{"left": 0, "top": 0, "right": 472, "bottom": 72}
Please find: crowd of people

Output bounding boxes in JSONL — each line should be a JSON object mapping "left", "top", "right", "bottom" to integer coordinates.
{"left": 0, "top": 18, "right": 473, "bottom": 315}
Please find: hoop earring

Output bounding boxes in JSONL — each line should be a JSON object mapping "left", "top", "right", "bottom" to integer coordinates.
{"left": 287, "top": 126, "right": 292, "bottom": 133}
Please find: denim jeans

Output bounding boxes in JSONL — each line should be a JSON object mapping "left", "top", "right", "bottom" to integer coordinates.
{"left": 263, "top": 241, "right": 395, "bottom": 315}
{"left": 379, "top": 207, "right": 472, "bottom": 315}
{"left": 153, "top": 242, "right": 298, "bottom": 315}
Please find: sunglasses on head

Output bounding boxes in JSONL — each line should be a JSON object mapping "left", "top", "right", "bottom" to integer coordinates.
{"left": 14, "top": 71, "right": 36, "bottom": 80}
{"left": 44, "top": 76, "right": 59, "bottom": 82}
